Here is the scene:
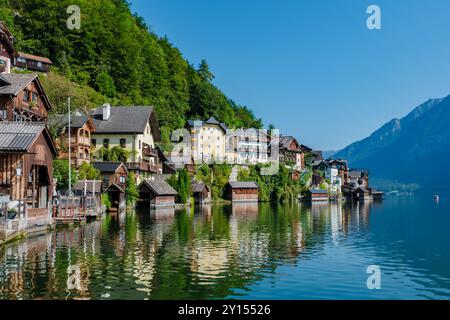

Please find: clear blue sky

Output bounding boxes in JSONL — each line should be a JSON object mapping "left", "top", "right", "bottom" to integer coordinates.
{"left": 130, "top": 0, "right": 450, "bottom": 151}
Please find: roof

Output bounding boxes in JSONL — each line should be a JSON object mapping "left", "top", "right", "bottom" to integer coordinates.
{"left": 91, "top": 162, "right": 127, "bottom": 174}
{"left": 138, "top": 180, "right": 178, "bottom": 196}
{"left": 0, "top": 73, "right": 37, "bottom": 95}
{"left": 355, "top": 187, "right": 369, "bottom": 193}
{"left": 307, "top": 189, "right": 329, "bottom": 194}
{"left": 105, "top": 183, "right": 125, "bottom": 193}
{"left": 18, "top": 52, "right": 52, "bottom": 64}
{"left": 228, "top": 181, "right": 259, "bottom": 189}
{"left": 279, "top": 136, "right": 301, "bottom": 151}
{"left": 73, "top": 180, "right": 102, "bottom": 194}
{"left": 91, "top": 106, "right": 161, "bottom": 140}
{"left": 349, "top": 170, "right": 366, "bottom": 179}
{"left": 0, "top": 122, "right": 57, "bottom": 155}
{"left": 186, "top": 117, "right": 228, "bottom": 132}
{"left": 48, "top": 114, "right": 91, "bottom": 129}
{"left": 191, "top": 182, "right": 209, "bottom": 193}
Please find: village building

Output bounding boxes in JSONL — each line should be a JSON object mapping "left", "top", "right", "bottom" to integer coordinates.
{"left": 90, "top": 104, "right": 161, "bottom": 182}
{"left": 186, "top": 117, "right": 228, "bottom": 163}
{"left": 14, "top": 52, "right": 52, "bottom": 73}
{"left": 0, "top": 122, "right": 58, "bottom": 238}
{"left": 91, "top": 162, "right": 128, "bottom": 192}
{"left": 312, "top": 160, "right": 342, "bottom": 193}
{"left": 137, "top": 180, "right": 178, "bottom": 208}
{"left": 303, "top": 189, "right": 329, "bottom": 202}
{"left": 48, "top": 114, "right": 96, "bottom": 168}
{"left": 0, "top": 73, "right": 52, "bottom": 122}
{"left": 348, "top": 170, "right": 369, "bottom": 188}
{"left": 0, "top": 22, "right": 16, "bottom": 74}
{"left": 191, "top": 181, "right": 211, "bottom": 204}
{"left": 279, "top": 136, "right": 305, "bottom": 170}
{"left": 225, "top": 181, "right": 259, "bottom": 202}
{"left": 227, "top": 128, "right": 270, "bottom": 165}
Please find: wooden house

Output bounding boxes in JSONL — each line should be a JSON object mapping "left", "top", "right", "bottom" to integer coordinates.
{"left": 14, "top": 52, "right": 52, "bottom": 73}
{"left": 279, "top": 136, "right": 304, "bottom": 171}
{"left": 0, "top": 73, "right": 52, "bottom": 122}
{"left": 138, "top": 180, "right": 178, "bottom": 208}
{"left": 303, "top": 189, "right": 329, "bottom": 202}
{"left": 191, "top": 182, "right": 211, "bottom": 204}
{"left": 91, "top": 162, "right": 128, "bottom": 192}
{"left": 48, "top": 115, "right": 96, "bottom": 168}
{"left": 0, "top": 122, "right": 58, "bottom": 231}
{"left": 353, "top": 187, "right": 372, "bottom": 202}
{"left": 225, "top": 181, "right": 259, "bottom": 202}
{"left": 0, "top": 21, "right": 17, "bottom": 74}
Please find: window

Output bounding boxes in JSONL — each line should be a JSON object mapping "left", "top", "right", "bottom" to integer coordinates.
{"left": 37, "top": 61, "right": 42, "bottom": 68}
{"left": 32, "top": 92, "right": 38, "bottom": 102}
{"left": 119, "top": 176, "right": 126, "bottom": 184}
{"left": 103, "top": 138, "right": 109, "bottom": 148}
{"left": 139, "top": 140, "right": 141, "bottom": 149}
{"left": 23, "top": 89, "right": 29, "bottom": 102}
{"left": 120, "top": 138, "right": 126, "bottom": 148}
{"left": 17, "top": 57, "right": 26, "bottom": 63}
{"left": 91, "top": 138, "right": 96, "bottom": 148}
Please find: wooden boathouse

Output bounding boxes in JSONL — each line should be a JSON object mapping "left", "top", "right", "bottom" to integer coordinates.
{"left": 303, "top": 189, "right": 329, "bottom": 202}
{"left": 191, "top": 181, "right": 211, "bottom": 204}
{"left": 225, "top": 181, "right": 259, "bottom": 202}
{"left": 0, "top": 122, "right": 58, "bottom": 240}
{"left": 138, "top": 180, "right": 178, "bottom": 208}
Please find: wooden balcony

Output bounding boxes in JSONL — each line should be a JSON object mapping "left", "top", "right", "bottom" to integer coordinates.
{"left": 142, "top": 145, "right": 158, "bottom": 158}
{"left": 125, "top": 162, "right": 159, "bottom": 173}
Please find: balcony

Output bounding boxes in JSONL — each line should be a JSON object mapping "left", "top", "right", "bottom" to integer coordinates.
{"left": 142, "top": 145, "right": 158, "bottom": 157}
{"left": 125, "top": 162, "right": 159, "bottom": 173}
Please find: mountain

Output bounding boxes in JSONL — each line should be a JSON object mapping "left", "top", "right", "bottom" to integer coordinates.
{"left": 334, "top": 95, "right": 450, "bottom": 192}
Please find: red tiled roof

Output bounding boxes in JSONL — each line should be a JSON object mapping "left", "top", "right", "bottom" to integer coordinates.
{"left": 18, "top": 52, "right": 52, "bottom": 64}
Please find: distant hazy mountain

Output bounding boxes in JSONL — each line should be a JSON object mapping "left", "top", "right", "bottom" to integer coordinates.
{"left": 334, "top": 95, "right": 450, "bottom": 192}
{"left": 322, "top": 150, "right": 337, "bottom": 159}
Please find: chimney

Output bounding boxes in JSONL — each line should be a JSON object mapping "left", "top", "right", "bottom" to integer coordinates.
{"left": 102, "top": 103, "right": 111, "bottom": 121}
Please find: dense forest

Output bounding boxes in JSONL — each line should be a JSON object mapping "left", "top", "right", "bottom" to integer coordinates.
{"left": 0, "top": 0, "right": 262, "bottom": 143}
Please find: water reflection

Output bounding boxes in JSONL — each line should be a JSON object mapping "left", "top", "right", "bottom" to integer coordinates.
{"left": 0, "top": 199, "right": 450, "bottom": 299}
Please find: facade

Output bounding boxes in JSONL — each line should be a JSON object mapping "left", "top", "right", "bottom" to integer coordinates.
{"left": 0, "top": 122, "right": 58, "bottom": 233}
{"left": 0, "top": 22, "right": 16, "bottom": 74}
{"left": 279, "top": 136, "right": 304, "bottom": 170}
{"left": 0, "top": 73, "right": 52, "bottom": 122}
{"left": 191, "top": 182, "right": 211, "bottom": 204}
{"left": 303, "top": 189, "right": 329, "bottom": 202}
{"left": 91, "top": 162, "right": 128, "bottom": 192}
{"left": 14, "top": 52, "right": 52, "bottom": 73}
{"left": 138, "top": 180, "right": 178, "bottom": 208}
{"left": 348, "top": 170, "right": 369, "bottom": 188}
{"left": 227, "top": 128, "right": 270, "bottom": 165}
{"left": 48, "top": 115, "right": 95, "bottom": 168}
{"left": 91, "top": 104, "right": 162, "bottom": 182}
{"left": 186, "top": 117, "right": 228, "bottom": 163}
{"left": 225, "top": 181, "right": 259, "bottom": 202}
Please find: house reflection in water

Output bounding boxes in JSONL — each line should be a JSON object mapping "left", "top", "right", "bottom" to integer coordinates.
{"left": 150, "top": 207, "right": 175, "bottom": 220}
{"left": 231, "top": 202, "right": 259, "bottom": 216}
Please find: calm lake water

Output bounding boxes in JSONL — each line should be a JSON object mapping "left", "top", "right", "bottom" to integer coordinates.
{"left": 1, "top": 197, "right": 450, "bottom": 300}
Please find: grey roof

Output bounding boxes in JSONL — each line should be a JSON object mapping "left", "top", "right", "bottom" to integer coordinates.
{"left": 355, "top": 187, "right": 369, "bottom": 193}
{"left": 48, "top": 115, "right": 90, "bottom": 129}
{"left": 228, "top": 181, "right": 258, "bottom": 189}
{"left": 0, "top": 73, "right": 37, "bottom": 95}
{"left": 138, "top": 180, "right": 178, "bottom": 196}
{"left": 91, "top": 162, "right": 125, "bottom": 173}
{"left": 349, "top": 171, "right": 364, "bottom": 179}
{"left": 191, "top": 182, "right": 209, "bottom": 193}
{"left": 279, "top": 136, "right": 301, "bottom": 151}
{"left": 91, "top": 106, "right": 156, "bottom": 134}
{"left": 186, "top": 117, "right": 228, "bottom": 132}
{"left": 73, "top": 180, "right": 102, "bottom": 194}
{"left": 0, "top": 122, "right": 46, "bottom": 151}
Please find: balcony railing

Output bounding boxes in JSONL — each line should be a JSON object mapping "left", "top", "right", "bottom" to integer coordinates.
{"left": 142, "top": 145, "right": 158, "bottom": 158}
{"left": 125, "top": 162, "right": 159, "bottom": 173}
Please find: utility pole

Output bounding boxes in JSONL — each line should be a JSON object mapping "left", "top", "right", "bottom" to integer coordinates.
{"left": 68, "top": 97, "right": 72, "bottom": 196}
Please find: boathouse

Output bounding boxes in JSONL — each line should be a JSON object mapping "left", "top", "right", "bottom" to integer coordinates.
{"left": 225, "top": 181, "right": 259, "bottom": 202}
{"left": 353, "top": 187, "right": 372, "bottom": 202}
{"left": 191, "top": 182, "right": 211, "bottom": 204}
{"left": 91, "top": 162, "right": 128, "bottom": 192}
{"left": 138, "top": 180, "right": 178, "bottom": 208}
{"left": 0, "top": 122, "right": 58, "bottom": 237}
{"left": 303, "top": 189, "right": 329, "bottom": 202}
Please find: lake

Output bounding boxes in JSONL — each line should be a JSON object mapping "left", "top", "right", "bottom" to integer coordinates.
{"left": 1, "top": 197, "right": 449, "bottom": 300}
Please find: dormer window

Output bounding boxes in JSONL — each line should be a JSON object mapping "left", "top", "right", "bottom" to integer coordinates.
{"left": 23, "top": 89, "right": 30, "bottom": 102}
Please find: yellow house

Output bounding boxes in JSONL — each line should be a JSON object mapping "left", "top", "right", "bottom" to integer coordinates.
{"left": 91, "top": 104, "right": 161, "bottom": 182}
{"left": 186, "top": 117, "right": 228, "bottom": 163}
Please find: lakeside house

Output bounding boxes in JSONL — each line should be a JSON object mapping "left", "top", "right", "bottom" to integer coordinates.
{"left": 225, "top": 181, "right": 259, "bottom": 202}
{"left": 0, "top": 122, "right": 58, "bottom": 241}
{"left": 304, "top": 189, "right": 329, "bottom": 202}
{"left": 0, "top": 73, "right": 52, "bottom": 122}
{"left": 91, "top": 162, "right": 128, "bottom": 192}
{"left": 48, "top": 114, "right": 96, "bottom": 168}
{"left": 137, "top": 179, "right": 178, "bottom": 208}
{"left": 0, "top": 22, "right": 15, "bottom": 74}
{"left": 191, "top": 181, "right": 211, "bottom": 204}
{"left": 14, "top": 52, "right": 52, "bottom": 73}
{"left": 186, "top": 117, "right": 228, "bottom": 163}
{"left": 279, "top": 136, "right": 305, "bottom": 170}
{"left": 90, "top": 104, "right": 162, "bottom": 182}
{"left": 227, "top": 128, "right": 271, "bottom": 165}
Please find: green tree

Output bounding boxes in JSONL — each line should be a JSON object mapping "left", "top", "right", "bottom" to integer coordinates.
{"left": 125, "top": 172, "right": 139, "bottom": 206}
{"left": 53, "top": 159, "right": 77, "bottom": 191}
{"left": 77, "top": 162, "right": 101, "bottom": 180}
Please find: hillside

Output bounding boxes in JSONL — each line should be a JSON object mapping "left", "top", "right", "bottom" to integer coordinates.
{"left": 334, "top": 95, "right": 450, "bottom": 192}
{"left": 0, "top": 0, "right": 262, "bottom": 143}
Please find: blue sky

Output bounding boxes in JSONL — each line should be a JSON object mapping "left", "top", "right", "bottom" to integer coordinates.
{"left": 130, "top": 0, "right": 450, "bottom": 150}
